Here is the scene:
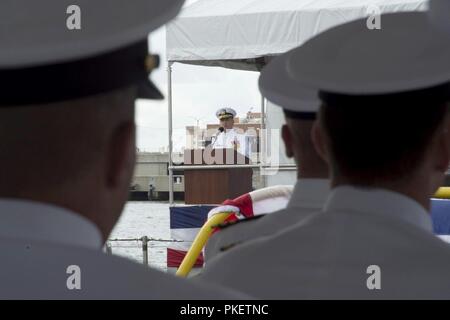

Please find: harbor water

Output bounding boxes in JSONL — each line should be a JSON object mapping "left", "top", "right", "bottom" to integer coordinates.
{"left": 109, "top": 201, "right": 171, "bottom": 271}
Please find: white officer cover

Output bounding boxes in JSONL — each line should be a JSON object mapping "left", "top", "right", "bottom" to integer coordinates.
{"left": 0, "top": 0, "right": 184, "bottom": 68}
{"left": 287, "top": 11, "right": 450, "bottom": 94}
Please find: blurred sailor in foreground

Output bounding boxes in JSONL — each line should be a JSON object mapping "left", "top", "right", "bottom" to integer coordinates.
{"left": 199, "top": 11, "right": 450, "bottom": 299}
{"left": 0, "top": 0, "right": 245, "bottom": 299}
{"left": 204, "top": 55, "right": 329, "bottom": 261}
{"left": 212, "top": 107, "right": 248, "bottom": 156}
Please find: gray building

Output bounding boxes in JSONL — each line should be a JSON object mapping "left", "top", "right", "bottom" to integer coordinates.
{"left": 130, "top": 152, "right": 184, "bottom": 201}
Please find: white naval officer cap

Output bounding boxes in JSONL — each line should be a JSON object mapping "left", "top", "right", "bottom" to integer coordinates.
{"left": 0, "top": 0, "right": 185, "bottom": 106}
{"left": 259, "top": 53, "right": 319, "bottom": 120}
{"left": 429, "top": 0, "right": 450, "bottom": 36}
{"left": 284, "top": 11, "right": 450, "bottom": 107}
{"left": 216, "top": 107, "right": 237, "bottom": 120}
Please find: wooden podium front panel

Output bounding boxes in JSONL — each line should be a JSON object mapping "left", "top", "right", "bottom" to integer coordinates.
{"left": 184, "top": 169, "right": 229, "bottom": 204}
{"left": 228, "top": 168, "right": 253, "bottom": 199}
{"left": 183, "top": 148, "right": 253, "bottom": 204}
{"left": 184, "top": 168, "right": 253, "bottom": 204}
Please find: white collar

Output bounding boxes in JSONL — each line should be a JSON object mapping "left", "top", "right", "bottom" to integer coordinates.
{"left": 287, "top": 178, "right": 330, "bottom": 209}
{"left": 323, "top": 186, "right": 433, "bottom": 233}
{"left": 0, "top": 198, "right": 103, "bottom": 249}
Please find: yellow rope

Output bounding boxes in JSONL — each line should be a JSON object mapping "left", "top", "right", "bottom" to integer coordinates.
{"left": 434, "top": 187, "right": 450, "bottom": 199}
{"left": 176, "top": 212, "right": 232, "bottom": 277}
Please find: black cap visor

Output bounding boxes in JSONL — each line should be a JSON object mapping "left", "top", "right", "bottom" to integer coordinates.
{"left": 0, "top": 40, "right": 162, "bottom": 106}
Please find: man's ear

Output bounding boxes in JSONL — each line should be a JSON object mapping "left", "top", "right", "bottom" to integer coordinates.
{"left": 106, "top": 121, "right": 136, "bottom": 189}
{"left": 281, "top": 124, "right": 294, "bottom": 158}
{"left": 311, "top": 120, "right": 330, "bottom": 164}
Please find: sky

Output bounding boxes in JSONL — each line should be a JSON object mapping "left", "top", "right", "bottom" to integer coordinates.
{"left": 135, "top": 0, "right": 261, "bottom": 152}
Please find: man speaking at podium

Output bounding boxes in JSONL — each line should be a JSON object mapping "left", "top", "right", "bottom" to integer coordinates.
{"left": 212, "top": 107, "right": 248, "bottom": 156}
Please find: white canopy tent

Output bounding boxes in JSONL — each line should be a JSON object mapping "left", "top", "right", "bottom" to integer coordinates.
{"left": 165, "top": 0, "right": 428, "bottom": 202}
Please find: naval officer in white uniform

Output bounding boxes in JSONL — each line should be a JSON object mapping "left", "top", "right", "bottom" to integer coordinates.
{"left": 204, "top": 56, "right": 330, "bottom": 262}
{"left": 212, "top": 108, "right": 248, "bottom": 156}
{"left": 0, "top": 0, "right": 246, "bottom": 299}
{"left": 199, "top": 11, "right": 450, "bottom": 299}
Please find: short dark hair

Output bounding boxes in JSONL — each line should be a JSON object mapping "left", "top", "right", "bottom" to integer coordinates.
{"left": 319, "top": 99, "right": 448, "bottom": 185}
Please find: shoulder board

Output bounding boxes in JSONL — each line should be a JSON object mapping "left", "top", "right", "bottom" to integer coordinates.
{"left": 219, "top": 241, "right": 242, "bottom": 252}
{"left": 215, "top": 214, "right": 267, "bottom": 231}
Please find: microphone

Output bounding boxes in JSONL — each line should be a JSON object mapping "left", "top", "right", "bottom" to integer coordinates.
{"left": 211, "top": 127, "right": 224, "bottom": 147}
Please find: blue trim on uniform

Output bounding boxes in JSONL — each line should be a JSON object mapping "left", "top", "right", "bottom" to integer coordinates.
{"left": 431, "top": 199, "right": 450, "bottom": 235}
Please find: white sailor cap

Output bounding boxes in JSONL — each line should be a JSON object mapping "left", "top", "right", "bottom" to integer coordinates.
{"left": 429, "top": 0, "right": 450, "bottom": 36}
{"left": 259, "top": 53, "right": 319, "bottom": 120}
{"left": 216, "top": 108, "right": 237, "bottom": 120}
{"left": 285, "top": 11, "right": 450, "bottom": 107}
{"left": 0, "top": 0, "right": 185, "bottom": 106}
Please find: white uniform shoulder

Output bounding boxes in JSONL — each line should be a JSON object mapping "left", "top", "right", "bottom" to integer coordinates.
{"left": 0, "top": 237, "right": 247, "bottom": 299}
{"left": 205, "top": 179, "right": 329, "bottom": 262}
{"left": 0, "top": 199, "right": 247, "bottom": 299}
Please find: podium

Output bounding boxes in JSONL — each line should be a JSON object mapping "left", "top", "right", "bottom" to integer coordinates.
{"left": 183, "top": 148, "right": 253, "bottom": 204}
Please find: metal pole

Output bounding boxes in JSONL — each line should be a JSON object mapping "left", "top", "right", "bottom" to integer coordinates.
{"left": 168, "top": 62, "right": 174, "bottom": 205}
{"left": 141, "top": 236, "right": 148, "bottom": 266}
{"left": 261, "top": 95, "right": 266, "bottom": 133}
{"left": 260, "top": 94, "right": 267, "bottom": 187}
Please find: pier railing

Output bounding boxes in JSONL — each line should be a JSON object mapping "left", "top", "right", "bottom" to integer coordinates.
{"left": 105, "top": 236, "right": 184, "bottom": 267}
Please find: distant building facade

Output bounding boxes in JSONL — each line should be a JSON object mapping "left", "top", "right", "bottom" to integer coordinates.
{"left": 130, "top": 152, "right": 184, "bottom": 201}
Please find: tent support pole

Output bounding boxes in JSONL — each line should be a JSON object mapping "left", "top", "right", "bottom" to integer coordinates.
{"left": 260, "top": 94, "right": 266, "bottom": 188}
{"left": 168, "top": 62, "right": 174, "bottom": 205}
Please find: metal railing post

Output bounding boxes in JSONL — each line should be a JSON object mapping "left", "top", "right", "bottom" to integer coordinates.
{"left": 141, "top": 236, "right": 149, "bottom": 266}
{"left": 106, "top": 241, "right": 112, "bottom": 255}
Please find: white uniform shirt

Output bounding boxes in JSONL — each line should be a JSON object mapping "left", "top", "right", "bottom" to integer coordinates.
{"left": 199, "top": 186, "right": 450, "bottom": 299}
{"left": 0, "top": 198, "right": 248, "bottom": 299}
{"left": 212, "top": 128, "right": 247, "bottom": 156}
{"left": 205, "top": 179, "right": 330, "bottom": 262}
